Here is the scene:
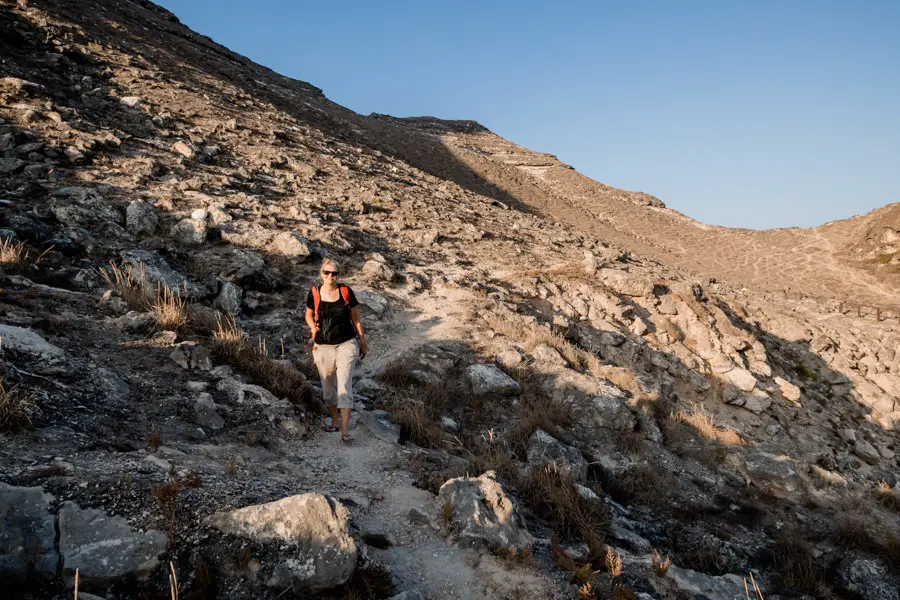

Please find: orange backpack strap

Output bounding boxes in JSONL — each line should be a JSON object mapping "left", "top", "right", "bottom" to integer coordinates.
{"left": 340, "top": 284, "right": 351, "bottom": 307}
{"left": 311, "top": 286, "right": 321, "bottom": 323}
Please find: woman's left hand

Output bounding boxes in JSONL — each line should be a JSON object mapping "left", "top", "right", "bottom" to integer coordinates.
{"left": 359, "top": 340, "right": 367, "bottom": 360}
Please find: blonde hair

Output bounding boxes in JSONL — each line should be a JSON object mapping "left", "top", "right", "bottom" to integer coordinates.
{"left": 321, "top": 257, "right": 342, "bottom": 273}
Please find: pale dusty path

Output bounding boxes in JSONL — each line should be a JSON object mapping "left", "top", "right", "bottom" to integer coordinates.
{"left": 289, "top": 285, "right": 556, "bottom": 600}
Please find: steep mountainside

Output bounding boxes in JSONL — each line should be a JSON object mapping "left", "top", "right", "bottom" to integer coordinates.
{"left": 1, "top": 1, "right": 899, "bottom": 600}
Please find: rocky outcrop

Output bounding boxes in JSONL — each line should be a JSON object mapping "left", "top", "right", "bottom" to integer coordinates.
{"left": 526, "top": 429, "right": 587, "bottom": 481}
{"left": 207, "top": 493, "right": 358, "bottom": 591}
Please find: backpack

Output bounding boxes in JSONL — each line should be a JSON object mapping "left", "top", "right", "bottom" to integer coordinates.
{"left": 310, "top": 284, "right": 351, "bottom": 325}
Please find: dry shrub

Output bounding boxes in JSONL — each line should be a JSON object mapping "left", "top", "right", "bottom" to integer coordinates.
{"left": 611, "top": 584, "right": 639, "bottom": 600}
{"left": 672, "top": 404, "right": 744, "bottom": 446}
{"left": 392, "top": 397, "right": 444, "bottom": 448}
{"left": 551, "top": 536, "right": 576, "bottom": 572}
{"left": 832, "top": 517, "right": 876, "bottom": 552}
{"left": 876, "top": 481, "right": 900, "bottom": 514}
{"left": 885, "top": 534, "right": 900, "bottom": 571}
{"left": 613, "top": 464, "right": 669, "bottom": 508}
{"left": 152, "top": 282, "right": 188, "bottom": 331}
{"left": 0, "top": 380, "right": 35, "bottom": 431}
{"left": 492, "top": 545, "right": 537, "bottom": 570}
{"left": 376, "top": 358, "right": 417, "bottom": 389}
{"left": 526, "top": 465, "right": 610, "bottom": 543}
{"left": 466, "top": 442, "right": 520, "bottom": 484}
{"left": 652, "top": 549, "right": 671, "bottom": 576}
{"left": 148, "top": 426, "right": 161, "bottom": 451}
{"left": 618, "top": 430, "right": 645, "bottom": 456}
{"left": 771, "top": 533, "right": 822, "bottom": 594}
{"left": 210, "top": 316, "right": 312, "bottom": 408}
{"left": 152, "top": 479, "right": 179, "bottom": 507}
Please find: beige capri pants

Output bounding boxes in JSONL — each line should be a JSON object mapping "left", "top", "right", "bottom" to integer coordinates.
{"left": 312, "top": 338, "right": 360, "bottom": 409}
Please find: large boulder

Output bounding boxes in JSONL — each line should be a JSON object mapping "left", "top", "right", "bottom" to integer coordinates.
{"left": 0, "top": 484, "right": 58, "bottom": 579}
{"left": 837, "top": 553, "right": 900, "bottom": 600}
{"left": 438, "top": 471, "right": 532, "bottom": 552}
{"left": 526, "top": 429, "right": 587, "bottom": 481}
{"left": 207, "top": 493, "right": 357, "bottom": 591}
{"left": 59, "top": 502, "right": 168, "bottom": 585}
{"left": 467, "top": 364, "right": 521, "bottom": 397}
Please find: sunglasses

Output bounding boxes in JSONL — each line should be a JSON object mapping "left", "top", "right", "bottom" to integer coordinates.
{"left": 321, "top": 271, "right": 340, "bottom": 277}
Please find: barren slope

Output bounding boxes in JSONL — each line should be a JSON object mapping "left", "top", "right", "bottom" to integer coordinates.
{"left": 381, "top": 118, "right": 900, "bottom": 306}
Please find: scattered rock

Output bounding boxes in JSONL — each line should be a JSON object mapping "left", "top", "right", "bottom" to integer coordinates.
{"left": 362, "top": 259, "right": 395, "bottom": 282}
{"left": 731, "top": 450, "right": 801, "bottom": 497}
{"left": 169, "top": 342, "right": 213, "bottom": 371}
{"left": 438, "top": 471, "right": 533, "bottom": 552}
{"left": 774, "top": 376, "right": 801, "bottom": 402}
{"left": 172, "top": 140, "right": 196, "bottom": 159}
{"left": 59, "top": 502, "right": 168, "bottom": 585}
{"left": 171, "top": 218, "right": 207, "bottom": 245}
{"left": 0, "top": 484, "right": 58, "bottom": 579}
{"left": 837, "top": 552, "right": 900, "bottom": 600}
{"left": 526, "top": 429, "right": 587, "bottom": 481}
{"left": 121, "top": 249, "right": 208, "bottom": 298}
{"left": 270, "top": 231, "right": 311, "bottom": 260}
{"left": 358, "top": 409, "right": 401, "bottom": 443}
{"left": 724, "top": 367, "right": 757, "bottom": 392}
{"left": 215, "top": 281, "right": 243, "bottom": 315}
{"left": 532, "top": 344, "right": 568, "bottom": 367}
{"left": 467, "top": 364, "right": 521, "bottom": 396}
{"left": 854, "top": 440, "right": 881, "bottom": 465}
{"left": 194, "top": 393, "right": 225, "bottom": 430}
{"left": 208, "top": 493, "right": 357, "bottom": 591}
{"left": 125, "top": 201, "right": 158, "bottom": 235}
{"left": 497, "top": 349, "right": 523, "bottom": 369}
{"left": 589, "top": 394, "right": 636, "bottom": 432}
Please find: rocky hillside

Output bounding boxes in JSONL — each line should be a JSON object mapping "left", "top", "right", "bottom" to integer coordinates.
{"left": 1, "top": 1, "right": 899, "bottom": 599}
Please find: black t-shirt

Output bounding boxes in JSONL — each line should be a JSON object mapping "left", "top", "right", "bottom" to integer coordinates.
{"left": 306, "top": 285, "right": 360, "bottom": 345}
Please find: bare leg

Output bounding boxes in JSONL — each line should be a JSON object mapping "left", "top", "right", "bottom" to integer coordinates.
{"left": 340, "top": 408, "right": 351, "bottom": 439}
{"left": 329, "top": 406, "right": 339, "bottom": 428}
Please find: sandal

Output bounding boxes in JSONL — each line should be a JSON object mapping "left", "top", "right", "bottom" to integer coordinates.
{"left": 323, "top": 424, "right": 339, "bottom": 433}
{"left": 341, "top": 435, "right": 351, "bottom": 444}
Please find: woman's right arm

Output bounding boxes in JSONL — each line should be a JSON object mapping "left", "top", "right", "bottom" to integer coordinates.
{"left": 305, "top": 308, "right": 317, "bottom": 339}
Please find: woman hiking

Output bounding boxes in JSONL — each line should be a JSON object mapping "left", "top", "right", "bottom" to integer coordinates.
{"left": 305, "top": 258, "right": 367, "bottom": 443}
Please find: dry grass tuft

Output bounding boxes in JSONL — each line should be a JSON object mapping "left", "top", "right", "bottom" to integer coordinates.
{"left": 210, "top": 316, "right": 312, "bottom": 409}
{"left": 0, "top": 239, "right": 44, "bottom": 274}
{"left": 466, "top": 442, "right": 520, "bottom": 484}
{"left": 99, "top": 262, "right": 153, "bottom": 310}
{"left": 152, "top": 283, "right": 188, "bottom": 331}
{"left": 152, "top": 479, "right": 180, "bottom": 509}
{"left": 651, "top": 549, "right": 672, "bottom": 576}
{"left": 551, "top": 536, "right": 576, "bottom": 572}
{"left": 875, "top": 481, "right": 900, "bottom": 514}
{"left": 671, "top": 404, "right": 744, "bottom": 446}
{"left": 385, "top": 385, "right": 446, "bottom": 449}
{"left": 0, "top": 380, "right": 35, "bottom": 431}
{"left": 527, "top": 465, "right": 610, "bottom": 543}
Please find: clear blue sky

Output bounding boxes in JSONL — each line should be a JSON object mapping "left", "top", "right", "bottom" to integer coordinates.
{"left": 156, "top": 0, "right": 899, "bottom": 229}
